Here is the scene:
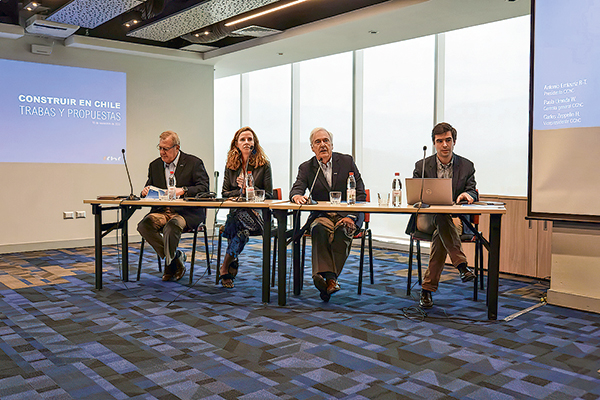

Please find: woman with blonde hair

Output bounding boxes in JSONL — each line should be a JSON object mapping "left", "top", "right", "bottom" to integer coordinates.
{"left": 219, "top": 126, "right": 273, "bottom": 288}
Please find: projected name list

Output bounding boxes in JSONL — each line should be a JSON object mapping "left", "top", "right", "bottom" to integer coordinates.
{"left": 541, "top": 79, "right": 587, "bottom": 127}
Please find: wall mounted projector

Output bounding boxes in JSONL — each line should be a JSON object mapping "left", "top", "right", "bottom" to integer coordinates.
{"left": 25, "top": 15, "right": 79, "bottom": 39}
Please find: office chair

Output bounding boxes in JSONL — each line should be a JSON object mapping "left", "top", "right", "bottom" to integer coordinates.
{"left": 406, "top": 214, "right": 484, "bottom": 300}
{"left": 137, "top": 223, "right": 211, "bottom": 285}
{"left": 215, "top": 188, "right": 282, "bottom": 285}
{"left": 300, "top": 189, "right": 374, "bottom": 294}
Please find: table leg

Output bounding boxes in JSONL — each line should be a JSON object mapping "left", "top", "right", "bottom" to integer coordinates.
{"left": 274, "top": 209, "right": 288, "bottom": 306}
{"left": 293, "top": 211, "right": 302, "bottom": 296}
{"left": 121, "top": 206, "right": 129, "bottom": 282}
{"left": 487, "top": 214, "right": 502, "bottom": 320}
{"left": 92, "top": 204, "right": 103, "bottom": 290}
{"left": 262, "top": 208, "right": 271, "bottom": 303}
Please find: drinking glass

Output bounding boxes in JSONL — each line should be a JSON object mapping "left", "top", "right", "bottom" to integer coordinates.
{"left": 378, "top": 193, "right": 390, "bottom": 206}
{"left": 329, "top": 191, "right": 342, "bottom": 205}
{"left": 254, "top": 189, "right": 265, "bottom": 202}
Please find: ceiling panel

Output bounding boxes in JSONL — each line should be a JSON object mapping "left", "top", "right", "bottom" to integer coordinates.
{"left": 47, "top": 0, "right": 144, "bottom": 29}
{"left": 127, "top": 0, "right": 279, "bottom": 42}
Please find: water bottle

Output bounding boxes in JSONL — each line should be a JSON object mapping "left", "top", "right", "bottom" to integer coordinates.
{"left": 245, "top": 171, "right": 255, "bottom": 202}
{"left": 392, "top": 172, "right": 402, "bottom": 207}
{"left": 347, "top": 172, "right": 356, "bottom": 205}
{"left": 168, "top": 171, "right": 176, "bottom": 200}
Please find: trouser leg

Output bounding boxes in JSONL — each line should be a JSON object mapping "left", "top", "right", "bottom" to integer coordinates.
{"left": 137, "top": 213, "right": 168, "bottom": 259}
{"left": 163, "top": 215, "right": 186, "bottom": 268}
{"left": 310, "top": 214, "right": 353, "bottom": 278}
{"left": 434, "top": 214, "right": 467, "bottom": 267}
{"left": 331, "top": 224, "right": 353, "bottom": 277}
{"left": 310, "top": 216, "right": 336, "bottom": 277}
{"left": 422, "top": 228, "right": 448, "bottom": 292}
{"left": 418, "top": 214, "right": 466, "bottom": 292}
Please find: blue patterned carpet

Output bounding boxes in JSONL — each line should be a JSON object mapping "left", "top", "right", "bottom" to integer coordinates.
{"left": 0, "top": 237, "right": 599, "bottom": 399}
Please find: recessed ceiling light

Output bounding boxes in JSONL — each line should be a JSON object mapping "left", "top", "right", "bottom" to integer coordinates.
{"left": 24, "top": 1, "right": 40, "bottom": 12}
{"left": 369, "top": 30, "right": 378, "bottom": 34}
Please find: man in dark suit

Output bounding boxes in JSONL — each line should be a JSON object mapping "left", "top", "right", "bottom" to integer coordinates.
{"left": 290, "top": 127, "right": 367, "bottom": 301}
{"left": 137, "top": 130, "right": 209, "bottom": 281}
{"left": 411, "top": 122, "right": 478, "bottom": 308}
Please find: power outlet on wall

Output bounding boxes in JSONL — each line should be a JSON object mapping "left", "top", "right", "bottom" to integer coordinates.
{"left": 75, "top": 211, "right": 86, "bottom": 218}
{"left": 63, "top": 211, "right": 74, "bottom": 219}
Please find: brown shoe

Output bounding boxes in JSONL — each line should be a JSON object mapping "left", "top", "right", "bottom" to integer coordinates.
{"left": 456, "top": 263, "right": 474, "bottom": 282}
{"left": 162, "top": 273, "right": 173, "bottom": 281}
{"left": 173, "top": 251, "right": 186, "bottom": 281}
{"left": 326, "top": 279, "right": 340, "bottom": 295}
{"left": 313, "top": 275, "right": 330, "bottom": 302}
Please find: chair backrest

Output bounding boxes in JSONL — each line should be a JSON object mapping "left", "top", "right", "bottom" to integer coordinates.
{"left": 274, "top": 188, "right": 282, "bottom": 200}
{"left": 472, "top": 189, "right": 480, "bottom": 225}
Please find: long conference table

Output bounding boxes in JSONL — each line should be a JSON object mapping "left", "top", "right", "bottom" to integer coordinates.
{"left": 83, "top": 198, "right": 276, "bottom": 303}
{"left": 84, "top": 198, "right": 505, "bottom": 320}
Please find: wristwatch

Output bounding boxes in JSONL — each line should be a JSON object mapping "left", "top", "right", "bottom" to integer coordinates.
{"left": 182, "top": 186, "right": 188, "bottom": 196}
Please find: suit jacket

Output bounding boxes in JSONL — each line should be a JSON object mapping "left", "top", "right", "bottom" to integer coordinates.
{"left": 413, "top": 153, "right": 478, "bottom": 202}
{"left": 290, "top": 152, "right": 367, "bottom": 228}
{"left": 222, "top": 162, "right": 273, "bottom": 199}
{"left": 143, "top": 151, "right": 210, "bottom": 229}
{"left": 407, "top": 153, "right": 478, "bottom": 234}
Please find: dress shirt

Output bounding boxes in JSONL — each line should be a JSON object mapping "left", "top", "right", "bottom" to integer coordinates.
{"left": 320, "top": 159, "right": 333, "bottom": 187}
{"left": 164, "top": 151, "right": 181, "bottom": 184}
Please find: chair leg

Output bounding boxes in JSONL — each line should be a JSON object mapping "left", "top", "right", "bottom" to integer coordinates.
{"left": 216, "top": 232, "right": 222, "bottom": 285}
{"left": 368, "top": 229, "right": 374, "bottom": 285}
{"left": 358, "top": 232, "right": 366, "bottom": 295}
{"left": 407, "top": 237, "right": 414, "bottom": 296}
{"left": 271, "top": 235, "right": 277, "bottom": 287}
{"left": 473, "top": 240, "right": 479, "bottom": 301}
{"left": 479, "top": 238, "right": 484, "bottom": 290}
{"left": 188, "top": 230, "right": 198, "bottom": 285}
{"left": 203, "top": 227, "right": 211, "bottom": 276}
{"left": 416, "top": 240, "right": 422, "bottom": 285}
{"left": 137, "top": 238, "right": 145, "bottom": 281}
{"left": 301, "top": 235, "right": 307, "bottom": 291}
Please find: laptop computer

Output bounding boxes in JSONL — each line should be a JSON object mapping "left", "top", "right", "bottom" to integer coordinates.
{"left": 405, "top": 178, "right": 454, "bottom": 206}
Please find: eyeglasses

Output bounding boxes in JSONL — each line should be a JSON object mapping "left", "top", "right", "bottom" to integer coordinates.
{"left": 157, "top": 144, "right": 177, "bottom": 152}
{"left": 312, "top": 138, "right": 330, "bottom": 146}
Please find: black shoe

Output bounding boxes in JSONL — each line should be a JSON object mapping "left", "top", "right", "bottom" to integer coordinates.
{"left": 313, "top": 275, "right": 330, "bottom": 302}
{"left": 456, "top": 263, "right": 474, "bottom": 282}
{"left": 420, "top": 290, "right": 433, "bottom": 308}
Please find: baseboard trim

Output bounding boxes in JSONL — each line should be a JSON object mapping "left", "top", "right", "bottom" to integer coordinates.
{"left": 0, "top": 235, "right": 143, "bottom": 254}
{"left": 547, "top": 289, "right": 600, "bottom": 314}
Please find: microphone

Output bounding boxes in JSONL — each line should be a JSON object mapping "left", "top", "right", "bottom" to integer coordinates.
{"left": 121, "top": 149, "right": 139, "bottom": 200}
{"left": 306, "top": 156, "right": 324, "bottom": 205}
{"left": 413, "top": 145, "right": 430, "bottom": 208}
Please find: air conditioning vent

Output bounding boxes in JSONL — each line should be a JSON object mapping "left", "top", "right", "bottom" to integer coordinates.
{"left": 25, "top": 15, "right": 79, "bottom": 39}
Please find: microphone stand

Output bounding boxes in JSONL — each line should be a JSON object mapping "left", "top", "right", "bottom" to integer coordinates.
{"left": 121, "top": 149, "right": 139, "bottom": 200}
{"left": 413, "top": 145, "right": 430, "bottom": 208}
{"left": 306, "top": 156, "right": 324, "bottom": 205}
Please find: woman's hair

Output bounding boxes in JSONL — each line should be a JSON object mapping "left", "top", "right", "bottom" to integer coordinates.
{"left": 225, "top": 126, "right": 268, "bottom": 170}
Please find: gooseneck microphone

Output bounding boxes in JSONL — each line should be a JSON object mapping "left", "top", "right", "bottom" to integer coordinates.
{"left": 121, "top": 149, "right": 140, "bottom": 200}
{"left": 413, "top": 145, "right": 430, "bottom": 208}
{"left": 306, "top": 156, "right": 324, "bottom": 205}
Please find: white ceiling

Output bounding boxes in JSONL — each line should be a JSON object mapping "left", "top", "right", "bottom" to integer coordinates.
{"left": 207, "top": 0, "right": 531, "bottom": 78}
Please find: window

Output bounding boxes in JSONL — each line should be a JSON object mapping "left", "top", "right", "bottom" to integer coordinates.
{"left": 214, "top": 75, "right": 241, "bottom": 196}
{"left": 362, "top": 36, "right": 435, "bottom": 238}
{"left": 247, "top": 65, "right": 292, "bottom": 196}
{"left": 445, "top": 16, "right": 530, "bottom": 196}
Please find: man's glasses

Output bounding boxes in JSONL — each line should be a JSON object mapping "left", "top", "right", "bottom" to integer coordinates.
{"left": 157, "top": 144, "right": 177, "bottom": 152}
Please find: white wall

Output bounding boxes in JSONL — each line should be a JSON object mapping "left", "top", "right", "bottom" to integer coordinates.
{"left": 0, "top": 34, "right": 214, "bottom": 253}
